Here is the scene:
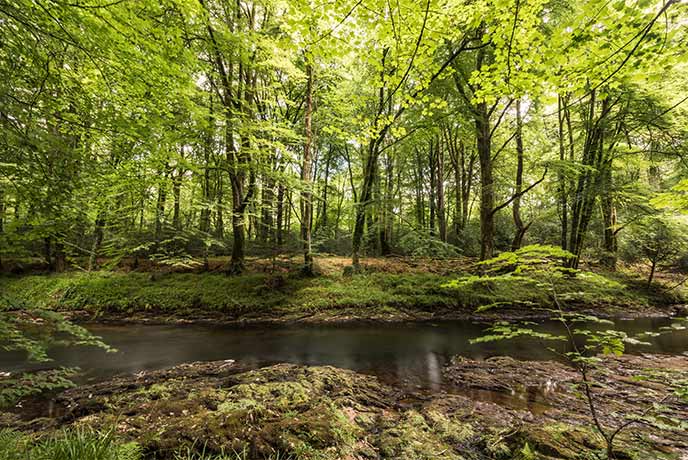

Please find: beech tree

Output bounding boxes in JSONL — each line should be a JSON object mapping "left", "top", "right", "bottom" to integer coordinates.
{"left": 0, "top": 0, "right": 686, "bottom": 272}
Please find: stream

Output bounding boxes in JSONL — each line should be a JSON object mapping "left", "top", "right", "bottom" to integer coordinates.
{"left": 1, "top": 317, "right": 686, "bottom": 394}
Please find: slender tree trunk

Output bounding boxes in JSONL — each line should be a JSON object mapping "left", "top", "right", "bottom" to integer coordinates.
{"left": 647, "top": 256, "right": 657, "bottom": 288}
{"left": 301, "top": 61, "right": 315, "bottom": 274}
{"left": 200, "top": 165, "right": 212, "bottom": 233}
{"left": 448, "top": 135, "right": 462, "bottom": 237}
{"left": 0, "top": 187, "right": 4, "bottom": 235}
{"left": 215, "top": 176, "right": 224, "bottom": 238}
{"left": 436, "top": 137, "right": 447, "bottom": 242}
{"left": 414, "top": 147, "right": 425, "bottom": 227}
{"left": 276, "top": 179, "right": 285, "bottom": 246}
{"left": 463, "top": 147, "right": 475, "bottom": 231}
{"left": 200, "top": 94, "right": 214, "bottom": 234}
{"left": 558, "top": 95, "right": 568, "bottom": 250}
{"left": 260, "top": 173, "right": 274, "bottom": 243}
{"left": 44, "top": 237, "right": 52, "bottom": 270}
{"left": 88, "top": 212, "right": 105, "bottom": 271}
{"left": 286, "top": 189, "right": 292, "bottom": 239}
{"left": 601, "top": 164, "right": 617, "bottom": 269}
{"left": 172, "top": 170, "right": 182, "bottom": 231}
{"left": 366, "top": 181, "right": 378, "bottom": 254}
{"left": 53, "top": 239, "right": 66, "bottom": 273}
{"left": 477, "top": 100, "right": 494, "bottom": 260}
{"left": 226, "top": 67, "right": 256, "bottom": 274}
{"left": 155, "top": 170, "right": 168, "bottom": 242}
{"left": 352, "top": 141, "right": 379, "bottom": 266}
{"left": 511, "top": 100, "right": 528, "bottom": 251}
{"left": 380, "top": 152, "right": 394, "bottom": 255}
{"left": 334, "top": 182, "right": 345, "bottom": 238}
{"left": 429, "top": 138, "right": 436, "bottom": 236}
{"left": 319, "top": 147, "right": 332, "bottom": 232}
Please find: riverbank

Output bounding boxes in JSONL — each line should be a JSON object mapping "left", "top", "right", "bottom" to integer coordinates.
{"left": 0, "top": 256, "right": 683, "bottom": 324}
{"left": 2, "top": 354, "right": 687, "bottom": 459}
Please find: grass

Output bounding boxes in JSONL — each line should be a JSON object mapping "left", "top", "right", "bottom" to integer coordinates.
{"left": 0, "top": 429, "right": 295, "bottom": 460}
{"left": 0, "top": 256, "right": 681, "bottom": 322}
{"left": 0, "top": 428, "right": 141, "bottom": 460}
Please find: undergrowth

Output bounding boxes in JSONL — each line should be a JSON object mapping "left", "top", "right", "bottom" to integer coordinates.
{"left": 0, "top": 256, "right": 679, "bottom": 320}
{"left": 0, "top": 429, "right": 294, "bottom": 460}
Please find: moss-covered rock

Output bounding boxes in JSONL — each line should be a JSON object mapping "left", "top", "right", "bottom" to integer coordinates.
{"left": 4, "top": 356, "right": 687, "bottom": 459}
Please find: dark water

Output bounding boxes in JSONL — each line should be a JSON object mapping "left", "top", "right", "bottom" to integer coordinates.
{"left": 1, "top": 317, "right": 686, "bottom": 393}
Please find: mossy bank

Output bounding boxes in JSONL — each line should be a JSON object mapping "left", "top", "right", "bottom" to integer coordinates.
{"left": 1, "top": 256, "right": 683, "bottom": 324}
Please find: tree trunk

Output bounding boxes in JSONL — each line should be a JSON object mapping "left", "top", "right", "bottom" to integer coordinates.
{"left": 414, "top": 147, "right": 425, "bottom": 227}
{"left": 448, "top": 136, "right": 462, "bottom": 237}
{"left": 172, "top": 170, "right": 182, "bottom": 231}
{"left": 319, "top": 147, "right": 332, "bottom": 232}
{"left": 647, "top": 256, "right": 657, "bottom": 288}
{"left": 511, "top": 100, "right": 527, "bottom": 251}
{"left": 155, "top": 170, "right": 168, "bottom": 243}
{"left": 558, "top": 95, "right": 568, "bottom": 250}
{"left": 276, "top": 179, "right": 285, "bottom": 246}
{"left": 0, "top": 187, "right": 4, "bottom": 235}
{"left": 429, "top": 138, "right": 436, "bottom": 236}
{"left": 568, "top": 92, "right": 610, "bottom": 268}
{"left": 601, "top": 164, "right": 617, "bottom": 269}
{"left": 352, "top": 141, "right": 379, "bottom": 267}
{"left": 351, "top": 49, "right": 389, "bottom": 268}
{"left": 436, "top": 137, "right": 447, "bottom": 242}
{"left": 226, "top": 65, "right": 257, "bottom": 274}
{"left": 286, "top": 189, "right": 292, "bottom": 239}
{"left": 477, "top": 99, "right": 494, "bottom": 260}
{"left": 463, "top": 146, "right": 475, "bottom": 232}
{"left": 301, "top": 61, "right": 315, "bottom": 275}
{"left": 215, "top": 177, "right": 224, "bottom": 238}
{"left": 200, "top": 165, "right": 212, "bottom": 234}
{"left": 380, "top": 152, "right": 394, "bottom": 255}
{"left": 44, "top": 237, "right": 52, "bottom": 270}
{"left": 260, "top": 173, "right": 274, "bottom": 243}
{"left": 200, "top": 94, "right": 214, "bottom": 234}
{"left": 447, "top": 134, "right": 472, "bottom": 238}
{"left": 53, "top": 239, "right": 66, "bottom": 273}
{"left": 334, "top": 182, "right": 345, "bottom": 238}
{"left": 88, "top": 212, "right": 105, "bottom": 271}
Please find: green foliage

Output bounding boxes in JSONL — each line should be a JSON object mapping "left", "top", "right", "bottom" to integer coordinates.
{"left": 0, "top": 290, "right": 113, "bottom": 408}
{"left": 444, "top": 246, "right": 628, "bottom": 312}
{"left": 624, "top": 215, "right": 688, "bottom": 266}
{"left": 0, "top": 369, "right": 77, "bottom": 408}
{"left": 397, "top": 231, "right": 461, "bottom": 258}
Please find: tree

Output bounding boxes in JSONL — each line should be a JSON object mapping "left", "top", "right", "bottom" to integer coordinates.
{"left": 627, "top": 216, "right": 688, "bottom": 287}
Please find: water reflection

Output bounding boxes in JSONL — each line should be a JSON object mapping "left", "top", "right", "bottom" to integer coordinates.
{"left": 0, "top": 317, "right": 686, "bottom": 390}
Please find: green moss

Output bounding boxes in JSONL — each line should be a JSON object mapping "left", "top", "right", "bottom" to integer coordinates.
{"left": 0, "top": 263, "right": 672, "bottom": 321}
{"left": 136, "top": 383, "right": 173, "bottom": 400}
{"left": 515, "top": 423, "right": 681, "bottom": 460}
{"left": 377, "top": 410, "right": 468, "bottom": 460}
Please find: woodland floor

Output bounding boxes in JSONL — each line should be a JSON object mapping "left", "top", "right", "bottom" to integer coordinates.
{"left": 2, "top": 354, "right": 687, "bottom": 459}
{"left": 2, "top": 256, "right": 688, "bottom": 459}
{"left": 0, "top": 255, "right": 685, "bottom": 325}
